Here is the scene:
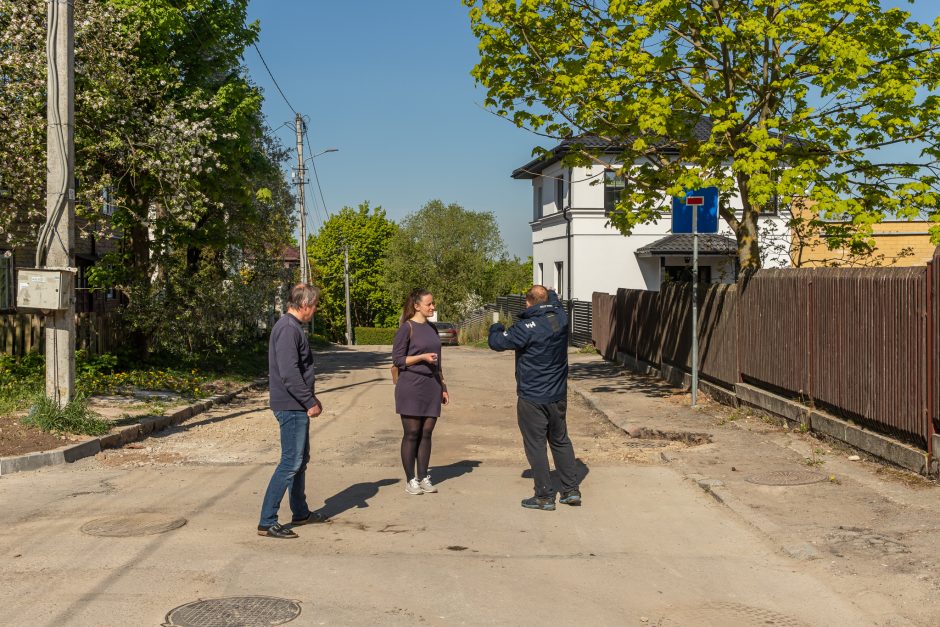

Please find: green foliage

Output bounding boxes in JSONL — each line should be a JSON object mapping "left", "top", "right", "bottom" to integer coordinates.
{"left": 79, "top": 367, "right": 207, "bottom": 398}
{"left": 23, "top": 393, "right": 110, "bottom": 436}
{"left": 384, "top": 200, "right": 525, "bottom": 322}
{"left": 458, "top": 310, "right": 514, "bottom": 347}
{"left": 309, "top": 203, "right": 399, "bottom": 342}
{"left": 308, "top": 333, "right": 331, "bottom": 350}
{"left": 354, "top": 327, "right": 398, "bottom": 345}
{"left": 466, "top": 1, "right": 940, "bottom": 268}
{"left": 0, "top": 352, "right": 44, "bottom": 414}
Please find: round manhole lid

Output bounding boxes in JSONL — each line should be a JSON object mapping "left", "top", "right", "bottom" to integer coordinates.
{"left": 623, "top": 440, "right": 669, "bottom": 449}
{"left": 657, "top": 602, "right": 805, "bottom": 626}
{"left": 164, "top": 596, "right": 301, "bottom": 627}
{"left": 81, "top": 513, "right": 187, "bottom": 537}
{"left": 746, "top": 470, "right": 827, "bottom": 486}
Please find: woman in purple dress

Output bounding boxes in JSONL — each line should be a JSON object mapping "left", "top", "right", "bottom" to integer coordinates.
{"left": 392, "top": 289, "right": 450, "bottom": 495}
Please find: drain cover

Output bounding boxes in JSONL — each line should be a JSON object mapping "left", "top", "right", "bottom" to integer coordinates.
{"left": 657, "top": 602, "right": 804, "bottom": 626}
{"left": 81, "top": 513, "right": 187, "bottom": 537}
{"left": 746, "top": 470, "right": 826, "bottom": 486}
{"left": 623, "top": 440, "right": 669, "bottom": 449}
{"left": 164, "top": 596, "right": 301, "bottom": 627}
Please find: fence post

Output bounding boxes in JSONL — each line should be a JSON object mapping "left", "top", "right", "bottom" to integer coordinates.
{"left": 927, "top": 251, "right": 937, "bottom": 460}
{"left": 807, "top": 275, "right": 814, "bottom": 407}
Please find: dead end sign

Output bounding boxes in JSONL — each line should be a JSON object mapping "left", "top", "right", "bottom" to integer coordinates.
{"left": 672, "top": 187, "right": 719, "bottom": 234}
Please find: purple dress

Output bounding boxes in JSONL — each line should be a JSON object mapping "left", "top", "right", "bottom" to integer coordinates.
{"left": 392, "top": 320, "right": 443, "bottom": 417}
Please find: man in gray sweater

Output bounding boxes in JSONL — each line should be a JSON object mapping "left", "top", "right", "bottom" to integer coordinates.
{"left": 258, "top": 284, "right": 327, "bottom": 538}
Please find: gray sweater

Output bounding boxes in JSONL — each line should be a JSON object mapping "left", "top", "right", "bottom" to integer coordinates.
{"left": 268, "top": 313, "right": 315, "bottom": 411}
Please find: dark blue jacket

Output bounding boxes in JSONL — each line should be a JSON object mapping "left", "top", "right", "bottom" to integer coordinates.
{"left": 488, "top": 291, "right": 568, "bottom": 404}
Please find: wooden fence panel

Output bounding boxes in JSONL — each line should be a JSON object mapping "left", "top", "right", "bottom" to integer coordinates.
{"left": 0, "top": 311, "right": 121, "bottom": 357}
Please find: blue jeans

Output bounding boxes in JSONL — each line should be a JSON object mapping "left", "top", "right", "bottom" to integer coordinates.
{"left": 259, "top": 410, "right": 312, "bottom": 527}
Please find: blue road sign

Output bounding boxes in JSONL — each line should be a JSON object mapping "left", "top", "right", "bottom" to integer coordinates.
{"left": 672, "top": 186, "right": 719, "bottom": 234}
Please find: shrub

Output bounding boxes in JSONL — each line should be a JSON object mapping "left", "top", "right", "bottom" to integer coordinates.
{"left": 458, "top": 310, "right": 514, "bottom": 347}
{"left": 354, "top": 327, "right": 397, "bottom": 345}
{"left": 22, "top": 393, "right": 110, "bottom": 436}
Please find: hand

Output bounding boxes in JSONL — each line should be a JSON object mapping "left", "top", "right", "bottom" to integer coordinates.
{"left": 441, "top": 390, "right": 450, "bottom": 406}
{"left": 490, "top": 322, "right": 505, "bottom": 333}
{"left": 307, "top": 399, "right": 323, "bottom": 418}
{"left": 424, "top": 352, "right": 439, "bottom": 364}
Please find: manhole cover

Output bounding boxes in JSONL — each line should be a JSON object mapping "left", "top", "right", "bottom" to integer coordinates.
{"left": 623, "top": 440, "right": 669, "bottom": 449}
{"left": 164, "top": 596, "right": 301, "bottom": 627}
{"left": 81, "top": 513, "right": 187, "bottom": 537}
{"left": 657, "top": 602, "right": 804, "bottom": 626}
{"left": 746, "top": 470, "right": 826, "bottom": 486}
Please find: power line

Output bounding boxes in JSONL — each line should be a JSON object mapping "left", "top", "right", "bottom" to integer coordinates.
{"left": 303, "top": 127, "right": 332, "bottom": 222}
{"left": 251, "top": 42, "right": 297, "bottom": 114}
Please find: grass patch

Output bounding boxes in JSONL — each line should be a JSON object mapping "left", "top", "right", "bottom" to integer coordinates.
{"left": 578, "top": 344, "right": 598, "bottom": 354}
{"left": 22, "top": 393, "right": 110, "bottom": 436}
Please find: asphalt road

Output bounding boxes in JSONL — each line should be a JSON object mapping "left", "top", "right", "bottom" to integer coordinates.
{"left": 0, "top": 346, "right": 877, "bottom": 626}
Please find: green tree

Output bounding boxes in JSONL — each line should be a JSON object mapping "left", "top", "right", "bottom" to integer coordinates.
{"left": 309, "top": 203, "right": 399, "bottom": 341}
{"left": 466, "top": 0, "right": 940, "bottom": 269}
{"left": 383, "top": 200, "right": 520, "bottom": 320}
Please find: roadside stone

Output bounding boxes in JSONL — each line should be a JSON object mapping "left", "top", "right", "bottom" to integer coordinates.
{"left": 784, "top": 544, "right": 822, "bottom": 561}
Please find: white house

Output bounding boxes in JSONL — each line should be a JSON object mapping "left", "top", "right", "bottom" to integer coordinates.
{"left": 513, "top": 135, "right": 791, "bottom": 301}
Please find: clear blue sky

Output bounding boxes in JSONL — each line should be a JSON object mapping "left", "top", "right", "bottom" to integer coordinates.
{"left": 244, "top": 1, "right": 537, "bottom": 259}
{"left": 244, "top": 1, "right": 938, "bottom": 259}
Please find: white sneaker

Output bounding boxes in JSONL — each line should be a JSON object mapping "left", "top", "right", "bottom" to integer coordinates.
{"left": 419, "top": 475, "right": 437, "bottom": 493}
{"left": 405, "top": 478, "right": 423, "bottom": 495}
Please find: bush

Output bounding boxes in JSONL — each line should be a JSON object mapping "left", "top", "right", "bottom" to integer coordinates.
{"left": 354, "top": 327, "right": 397, "bottom": 345}
{"left": 309, "top": 333, "right": 331, "bottom": 349}
{"left": 22, "top": 393, "right": 110, "bottom": 436}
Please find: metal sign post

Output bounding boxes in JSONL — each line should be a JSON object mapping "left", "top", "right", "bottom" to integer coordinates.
{"left": 672, "top": 187, "right": 718, "bottom": 408}
{"left": 689, "top": 197, "right": 701, "bottom": 407}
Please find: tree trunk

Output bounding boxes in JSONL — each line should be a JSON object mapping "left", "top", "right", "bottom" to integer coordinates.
{"left": 736, "top": 206, "right": 762, "bottom": 271}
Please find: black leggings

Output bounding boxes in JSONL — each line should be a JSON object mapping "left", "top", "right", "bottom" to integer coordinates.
{"left": 400, "top": 416, "right": 437, "bottom": 481}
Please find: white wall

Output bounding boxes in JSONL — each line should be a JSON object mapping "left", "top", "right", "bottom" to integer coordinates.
{"left": 526, "top": 160, "right": 791, "bottom": 299}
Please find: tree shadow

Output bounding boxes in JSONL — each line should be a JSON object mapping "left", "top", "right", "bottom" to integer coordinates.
{"left": 431, "top": 459, "right": 482, "bottom": 484}
{"left": 315, "top": 478, "right": 399, "bottom": 519}
{"left": 522, "top": 458, "right": 590, "bottom": 492}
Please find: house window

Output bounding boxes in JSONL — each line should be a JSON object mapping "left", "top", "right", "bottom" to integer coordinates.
{"left": 555, "top": 174, "right": 565, "bottom": 212}
{"left": 604, "top": 170, "right": 626, "bottom": 214}
{"left": 102, "top": 186, "right": 116, "bottom": 216}
{"left": 537, "top": 262, "right": 543, "bottom": 285}
{"left": 664, "top": 265, "right": 712, "bottom": 284}
{"left": 554, "top": 261, "right": 564, "bottom": 298}
{"left": 534, "top": 182, "right": 543, "bottom": 220}
{"left": 0, "top": 252, "right": 13, "bottom": 310}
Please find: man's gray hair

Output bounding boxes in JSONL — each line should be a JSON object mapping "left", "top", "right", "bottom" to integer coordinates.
{"left": 288, "top": 283, "right": 320, "bottom": 309}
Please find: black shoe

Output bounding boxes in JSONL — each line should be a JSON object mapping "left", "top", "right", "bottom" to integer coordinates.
{"left": 559, "top": 489, "right": 582, "bottom": 506}
{"left": 521, "top": 496, "right": 556, "bottom": 511}
{"left": 291, "top": 511, "right": 329, "bottom": 525}
{"left": 257, "top": 522, "right": 298, "bottom": 539}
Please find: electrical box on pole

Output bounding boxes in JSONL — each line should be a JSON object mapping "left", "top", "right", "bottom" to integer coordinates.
{"left": 16, "top": 269, "right": 74, "bottom": 311}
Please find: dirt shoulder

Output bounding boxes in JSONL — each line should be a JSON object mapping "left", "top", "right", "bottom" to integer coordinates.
{"left": 568, "top": 352, "right": 940, "bottom": 626}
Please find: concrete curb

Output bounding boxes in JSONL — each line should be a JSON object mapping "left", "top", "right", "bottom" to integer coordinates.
{"left": 0, "top": 378, "right": 267, "bottom": 476}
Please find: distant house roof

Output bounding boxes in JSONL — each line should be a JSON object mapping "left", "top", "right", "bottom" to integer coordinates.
{"left": 280, "top": 246, "right": 301, "bottom": 263}
{"left": 511, "top": 118, "right": 714, "bottom": 179}
{"left": 635, "top": 234, "right": 738, "bottom": 257}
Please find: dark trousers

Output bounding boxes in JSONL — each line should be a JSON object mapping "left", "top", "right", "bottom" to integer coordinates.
{"left": 517, "top": 397, "right": 578, "bottom": 498}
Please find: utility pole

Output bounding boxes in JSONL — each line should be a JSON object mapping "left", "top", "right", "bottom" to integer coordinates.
{"left": 44, "top": 0, "right": 76, "bottom": 406}
{"left": 343, "top": 244, "right": 353, "bottom": 345}
{"left": 294, "top": 113, "right": 309, "bottom": 284}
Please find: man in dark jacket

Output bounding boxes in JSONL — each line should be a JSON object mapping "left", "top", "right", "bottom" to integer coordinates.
{"left": 488, "top": 285, "right": 581, "bottom": 511}
{"left": 258, "top": 284, "right": 327, "bottom": 538}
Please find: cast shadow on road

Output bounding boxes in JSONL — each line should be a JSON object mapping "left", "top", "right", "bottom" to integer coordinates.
{"left": 431, "top": 459, "right": 482, "bottom": 485}
{"left": 522, "top": 458, "right": 590, "bottom": 491}
{"left": 569, "top": 360, "right": 679, "bottom": 399}
{"left": 315, "top": 478, "right": 400, "bottom": 519}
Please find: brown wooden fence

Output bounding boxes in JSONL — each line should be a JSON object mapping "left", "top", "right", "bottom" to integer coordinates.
{"left": 593, "top": 260, "right": 940, "bottom": 451}
{"left": 0, "top": 311, "right": 121, "bottom": 357}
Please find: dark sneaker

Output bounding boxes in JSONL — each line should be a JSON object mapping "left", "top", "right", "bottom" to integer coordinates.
{"left": 521, "top": 496, "right": 556, "bottom": 511}
{"left": 291, "top": 511, "right": 329, "bottom": 525}
{"left": 559, "top": 489, "right": 582, "bottom": 506}
{"left": 257, "top": 523, "right": 298, "bottom": 539}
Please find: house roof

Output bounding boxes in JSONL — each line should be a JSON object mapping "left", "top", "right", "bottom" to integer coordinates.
{"left": 511, "top": 118, "right": 714, "bottom": 179}
{"left": 280, "top": 246, "right": 301, "bottom": 263}
{"left": 635, "top": 234, "right": 738, "bottom": 257}
{"left": 511, "top": 116, "right": 807, "bottom": 179}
